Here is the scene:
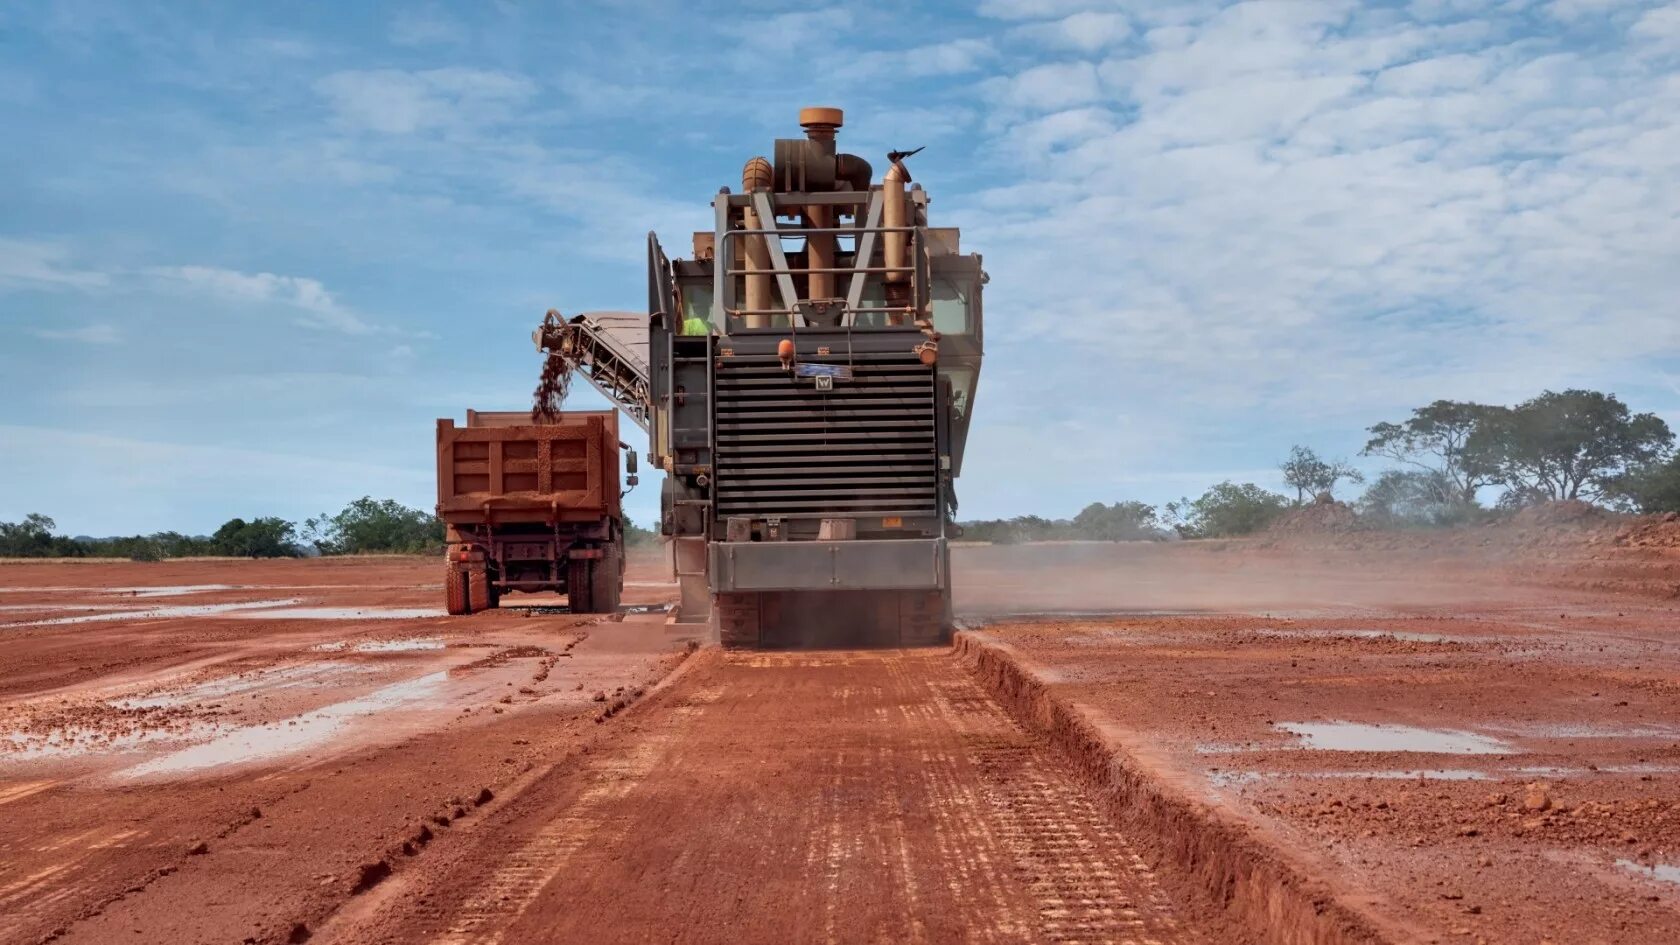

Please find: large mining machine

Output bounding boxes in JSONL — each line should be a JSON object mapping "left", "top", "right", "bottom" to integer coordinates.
{"left": 536, "top": 107, "right": 985, "bottom": 646}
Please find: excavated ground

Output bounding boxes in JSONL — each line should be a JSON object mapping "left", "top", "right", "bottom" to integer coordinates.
{"left": 958, "top": 540, "right": 1680, "bottom": 945}
{"left": 2, "top": 534, "right": 1676, "bottom": 944}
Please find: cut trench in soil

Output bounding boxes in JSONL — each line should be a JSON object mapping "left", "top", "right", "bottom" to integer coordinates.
{"left": 955, "top": 630, "right": 1423, "bottom": 945}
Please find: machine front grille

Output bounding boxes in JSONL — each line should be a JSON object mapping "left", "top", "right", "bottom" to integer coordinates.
{"left": 713, "top": 351, "right": 937, "bottom": 518}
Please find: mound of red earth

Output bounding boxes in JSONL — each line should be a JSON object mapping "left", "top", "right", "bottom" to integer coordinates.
{"left": 1615, "top": 511, "right": 1680, "bottom": 549}
{"left": 1266, "top": 496, "right": 1360, "bottom": 536}
{"left": 1511, "top": 498, "right": 1613, "bottom": 528}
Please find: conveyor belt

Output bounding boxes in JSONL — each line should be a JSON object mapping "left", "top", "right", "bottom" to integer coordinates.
{"left": 534, "top": 310, "right": 652, "bottom": 431}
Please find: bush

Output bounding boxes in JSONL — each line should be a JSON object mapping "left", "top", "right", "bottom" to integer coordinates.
{"left": 1608, "top": 455, "right": 1680, "bottom": 514}
{"left": 305, "top": 498, "right": 442, "bottom": 555}
{"left": 210, "top": 517, "right": 301, "bottom": 558}
{"left": 1166, "top": 482, "right": 1291, "bottom": 538}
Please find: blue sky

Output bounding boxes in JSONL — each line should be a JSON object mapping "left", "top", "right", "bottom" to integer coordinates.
{"left": 3, "top": 0, "right": 1678, "bottom": 535}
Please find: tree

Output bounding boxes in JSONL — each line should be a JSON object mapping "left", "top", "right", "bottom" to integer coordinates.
{"left": 0, "top": 514, "right": 86, "bottom": 557}
{"left": 1357, "top": 469, "right": 1473, "bottom": 528}
{"left": 1279, "top": 446, "right": 1364, "bottom": 503}
{"left": 1469, "top": 390, "right": 1673, "bottom": 502}
{"left": 1363, "top": 400, "right": 1505, "bottom": 504}
{"left": 210, "top": 517, "right": 301, "bottom": 558}
{"left": 1607, "top": 455, "right": 1680, "bottom": 513}
{"left": 304, "top": 498, "right": 442, "bottom": 555}
{"left": 1070, "top": 501, "right": 1162, "bottom": 541}
{"left": 624, "top": 515, "right": 658, "bottom": 547}
{"left": 1165, "top": 482, "right": 1291, "bottom": 538}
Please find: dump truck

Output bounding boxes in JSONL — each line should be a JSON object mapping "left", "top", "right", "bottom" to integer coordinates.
{"left": 435, "top": 409, "right": 635, "bottom": 614}
{"left": 534, "top": 107, "right": 984, "bottom": 647}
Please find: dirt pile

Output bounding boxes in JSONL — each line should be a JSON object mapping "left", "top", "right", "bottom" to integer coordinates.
{"left": 1615, "top": 512, "right": 1680, "bottom": 549}
{"left": 1266, "top": 496, "right": 1360, "bottom": 537}
{"left": 1511, "top": 499, "right": 1611, "bottom": 529}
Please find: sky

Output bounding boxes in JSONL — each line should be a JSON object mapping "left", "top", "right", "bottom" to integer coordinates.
{"left": 2, "top": 0, "right": 1678, "bottom": 536}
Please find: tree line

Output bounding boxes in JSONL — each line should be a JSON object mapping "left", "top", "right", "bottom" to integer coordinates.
{"left": 1, "top": 496, "right": 662, "bottom": 561}
{"left": 961, "top": 388, "right": 1680, "bottom": 541}
{"left": 0, "top": 497, "right": 444, "bottom": 560}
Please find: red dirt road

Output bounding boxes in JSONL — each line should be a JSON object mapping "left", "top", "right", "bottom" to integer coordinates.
{"left": 322, "top": 648, "right": 1213, "bottom": 945}
{"left": 0, "top": 555, "right": 689, "bottom": 945}
{"left": 5, "top": 537, "right": 1680, "bottom": 944}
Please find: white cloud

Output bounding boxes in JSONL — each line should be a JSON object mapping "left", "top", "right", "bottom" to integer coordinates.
{"left": 389, "top": 7, "right": 465, "bottom": 46}
{"left": 956, "top": 0, "right": 1680, "bottom": 435}
{"left": 148, "top": 266, "right": 377, "bottom": 334}
{"left": 314, "top": 68, "right": 535, "bottom": 134}
{"left": 853, "top": 38, "right": 996, "bottom": 78}
{"left": 0, "top": 237, "right": 109, "bottom": 291}
{"left": 1013, "top": 11, "right": 1133, "bottom": 52}
{"left": 1631, "top": 4, "right": 1680, "bottom": 50}
{"left": 979, "top": 0, "right": 1119, "bottom": 20}
{"left": 726, "top": 8, "right": 855, "bottom": 50}
{"left": 985, "top": 60, "right": 1104, "bottom": 110}
{"left": 34, "top": 323, "right": 120, "bottom": 344}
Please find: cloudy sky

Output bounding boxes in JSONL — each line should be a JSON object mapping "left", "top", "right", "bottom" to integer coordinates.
{"left": 3, "top": 0, "right": 1678, "bottom": 535}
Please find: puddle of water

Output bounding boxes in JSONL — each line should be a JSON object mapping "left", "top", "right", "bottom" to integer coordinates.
{"left": 240, "top": 607, "right": 445, "bottom": 620}
{"left": 101, "top": 584, "right": 243, "bottom": 597}
{"left": 348, "top": 638, "right": 445, "bottom": 652}
{"left": 118, "top": 671, "right": 449, "bottom": 778}
{"left": 112, "top": 662, "right": 370, "bottom": 710}
{"left": 1490, "top": 722, "right": 1680, "bottom": 740}
{"left": 1, "top": 599, "right": 304, "bottom": 628}
{"left": 0, "top": 604, "right": 140, "bottom": 612}
{"left": 1208, "top": 768, "right": 1490, "bottom": 787}
{"left": 1256, "top": 627, "right": 1467, "bottom": 644}
{"left": 1277, "top": 722, "right": 1517, "bottom": 755}
{"left": 1617, "top": 860, "right": 1680, "bottom": 888}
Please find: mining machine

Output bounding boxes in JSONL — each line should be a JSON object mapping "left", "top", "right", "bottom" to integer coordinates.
{"left": 536, "top": 107, "right": 985, "bottom": 647}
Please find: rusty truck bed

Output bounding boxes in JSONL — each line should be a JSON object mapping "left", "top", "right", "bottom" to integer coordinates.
{"left": 436, "top": 410, "right": 622, "bottom": 526}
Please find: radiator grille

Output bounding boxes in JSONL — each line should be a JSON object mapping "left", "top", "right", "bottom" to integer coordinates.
{"left": 713, "top": 352, "right": 937, "bottom": 518}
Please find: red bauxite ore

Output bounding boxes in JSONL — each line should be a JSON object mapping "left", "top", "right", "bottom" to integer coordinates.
{"left": 4, "top": 527, "right": 1678, "bottom": 944}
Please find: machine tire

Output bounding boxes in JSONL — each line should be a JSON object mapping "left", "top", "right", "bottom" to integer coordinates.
{"left": 591, "top": 543, "right": 622, "bottom": 613}
{"left": 567, "top": 557, "right": 595, "bottom": 614}
{"left": 445, "top": 565, "right": 470, "bottom": 616}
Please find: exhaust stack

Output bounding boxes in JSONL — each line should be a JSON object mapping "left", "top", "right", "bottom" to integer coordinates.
{"left": 740, "top": 156, "right": 773, "bottom": 329}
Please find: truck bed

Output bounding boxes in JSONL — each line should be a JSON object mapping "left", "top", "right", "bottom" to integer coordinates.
{"left": 436, "top": 410, "right": 621, "bottom": 526}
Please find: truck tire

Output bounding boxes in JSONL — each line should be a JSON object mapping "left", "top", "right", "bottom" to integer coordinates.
{"left": 590, "top": 543, "right": 622, "bottom": 613}
{"left": 445, "top": 566, "right": 470, "bottom": 616}
{"left": 469, "top": 567, "right": 493, "bottom": 613}
{"left": 567, "top": 557, "right": 594, "bottom": 614}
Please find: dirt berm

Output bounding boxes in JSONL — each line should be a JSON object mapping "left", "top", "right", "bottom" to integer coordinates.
{"left": 955, "top": 630, "right": 1426, "bottom": 945}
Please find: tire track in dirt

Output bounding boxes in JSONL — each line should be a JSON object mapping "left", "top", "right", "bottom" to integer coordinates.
{"left": 320, "top": 648, "right": 1211, "bottom": 945}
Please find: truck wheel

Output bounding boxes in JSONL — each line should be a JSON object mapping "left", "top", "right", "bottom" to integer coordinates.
{"left": 567, "top": 557, "right": 595, "bottom": 613}
{"left": 445, "top": 566, "right": 470, "bottom": 615}
{"left": 591, "top": 544, "right": 622, "bottom": 613}
{"left": 469, "top": 567, "right": 493, "bottom": 613}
